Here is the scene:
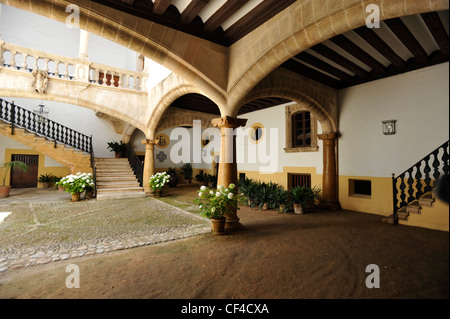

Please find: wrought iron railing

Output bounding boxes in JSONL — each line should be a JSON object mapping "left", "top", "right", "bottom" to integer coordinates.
{"left": 127, "top": 143, "right": 144, "bottom": 187}
{"left": 392, "top": 140, "right": 449, "bottom": 224}
{"left": 0, "top": 98, "right": 92, "bottom": 154}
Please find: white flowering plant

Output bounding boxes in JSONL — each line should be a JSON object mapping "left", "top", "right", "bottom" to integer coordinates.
{"left": 194, "top": 183, "right": 242, "bottom": 220}
{"left": 149, "top": 172, "right": 170, "bottom": 191}
{"left": 57, "top": 172, "right": 94, "bottom": 194}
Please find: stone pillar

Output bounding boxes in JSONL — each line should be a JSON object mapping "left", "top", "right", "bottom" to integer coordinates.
{"left": 318, "top": 132, "right": 341, "bottom": 210}
{"left": 142, "top": 139, "right": 158, "bottom": 194}
{"left": 78, "top": 29, "right": 89, "bottom": 59}
{"left": 212, "top": 116, "right": 247, "bottom": 230}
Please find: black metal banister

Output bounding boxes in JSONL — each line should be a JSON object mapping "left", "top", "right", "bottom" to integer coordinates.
{"left": 392, "top": 140, "right": 449, "bottom": 224}
{"left": 127, "top": 143, "right": 144, "bottom": 187}
{"left": 0, "top": 98, "right": 92, "bottom": 154}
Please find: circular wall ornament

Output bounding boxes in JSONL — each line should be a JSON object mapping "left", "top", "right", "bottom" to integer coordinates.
{"left": 249, "top": 123, "right": 265, "bottom": 144}
{"left": 156, "top": 151, "right": 167, "bottom": 163}
{"left": 155, "top": 133, "right": 170, "bottom": 149}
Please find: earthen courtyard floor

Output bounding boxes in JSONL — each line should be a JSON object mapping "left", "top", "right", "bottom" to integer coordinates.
{"left": 0, "top": 184, "right": 448, "bottom": 299}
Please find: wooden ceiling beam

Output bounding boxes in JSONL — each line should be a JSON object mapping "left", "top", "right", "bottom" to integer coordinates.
{"left": 204, "top": 0, "right": 250, "bottom": 33}
{"left": 330, "top": 34, "right": 387, "bottom": 73}
{"left": 354, "top": 26, "right": 406, "bottom": 69}
{"left": 384, "top": 18, "right": 429, "bottom": 63}
{"left": 180, "top": 0, "right": 210, "bottom": 25}
{"left": 295, "top": 51, "right": 354, "bottom": 81}
{"left": 224, "top": 0, "right": 296, "bottom": 44}
{"left": 153, "top": 0, "right": 173, "bottom": 16}
{"left": 281, "top": 59, "right": 341, "bottom": 89}
{"left": 421, "top": 12, "right": 449, "bottom": 56}
{"left": 310, "top": 43, "right": 369, "bottom": 79}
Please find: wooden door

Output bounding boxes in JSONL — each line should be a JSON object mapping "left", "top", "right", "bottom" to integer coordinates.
{"left": 10, "top": 154, "right": 39, "bottom": 188}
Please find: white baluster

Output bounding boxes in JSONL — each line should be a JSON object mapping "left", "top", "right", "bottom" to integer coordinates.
{"left": 54, "top": 61, "right": 60, "bottom": 77}
{"left": 43, "top": 58, "right": 49, "bottom": 73}
{"left": 110, "top": 71, "right": 115, "bottom": 87}
{"left": 125, "top": 74, "right": 130, "bottom": 89}
{"left": 10, "top": 51, "right": 16, "bottom": 69}
{"left": 64, "top": 63, "right": 69, "bottom": 79}
{"left": 132, "top": 75, "right": 137, "bottom": 90}
{"left": 117, "top": 73, "right": 122, "bottom": 88}
{"left": 21, "top": 53, "right": 28, "bottom": 71}
{"left": 102, "top": 70, "right": 107, "bottom": 86}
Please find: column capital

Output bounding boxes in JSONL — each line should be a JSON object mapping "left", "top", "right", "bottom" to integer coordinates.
{"left": 142, "top": 138, "right": 159, "bottom": 146}
{"left": 212, "top": 116, "right": 247, "bottom": 129}
{"left": 317, "top": 132, "right": 339, "bottom": 141}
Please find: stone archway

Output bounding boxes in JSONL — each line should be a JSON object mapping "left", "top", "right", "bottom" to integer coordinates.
{"left": 226, "top": 0, "right": 449, "bottom": 113}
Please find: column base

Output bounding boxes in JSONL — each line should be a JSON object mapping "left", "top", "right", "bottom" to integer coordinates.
{"left": 319, "top": 201, "right": 341, "bottom": 211}
{"left": 225, "top": 219, "right": 246, "bottom": 231}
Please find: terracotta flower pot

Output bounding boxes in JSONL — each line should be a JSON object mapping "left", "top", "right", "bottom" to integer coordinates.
{"left": 71, "top": 192, "right": 81, "bottom": 202}
{"left": 0, "top": 186, "right": 11, "bottom": 198}
{"left": 293, "top": 203, "right": 304, "bottom": 214}
{"left": 211, "top": 218, "right": 226, "bottom": 235}
{"left": 154, "top": 189, "right": 162, "bottom": 198}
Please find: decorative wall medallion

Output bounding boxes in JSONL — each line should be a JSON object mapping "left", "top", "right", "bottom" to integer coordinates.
{"left": 31, "top": 69, "right": 49, "bottom": 94}
{"left": 155, "top": 133, "right": 170, "bottom": 149}
{"left": 156, "top": 151, "right": 167, "bottom": 163}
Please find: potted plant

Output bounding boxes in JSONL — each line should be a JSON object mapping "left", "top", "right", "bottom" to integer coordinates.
{"left": 181, "top": 163, "right": 193, "bottom": 183}
{"left": 107, "top": 141, "right": 127, "bottom": 158}
{"left": 270, "top": 186, "right": 291, "bottom": 213}
{"left": 195, "top": 171, "right": 205, "bottom": 185}
{"left": 57, "top": 172, "right": 95, "bottom": 202}
{"left": 149, "top": 172, "right": 170, "bottom": 197}
{"left": 38, "top": 173, "right": 54, "bottom": 188}
{"left": 167, "top": 167, "right": 179, "bottom": 188}
{"left": 290, "top": 185, "right": 321, "bottom": 214}
{"left": 194, "top": 183, "right": 241, "bottom": 235}
{"left": 0, "top": 161, "right": 29, "bottom": 198}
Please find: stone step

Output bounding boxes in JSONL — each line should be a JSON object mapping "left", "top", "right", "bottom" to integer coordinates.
{"left": 406, "top": 201, "right": 421, "bottom": 214}
{"left": 97, "top": 187, "right": 143, "bottom": 193}
{"left": 96, "top": 190, "right": 146, "bottom": 201}
{"left": 419, "top": 193, "right": 434, "bottom": 207}
{"left": 96, "top": 176, "right": 138, "bottom": 181}
{"left": 96, "top": 182, "right": 140, "bottom": 188}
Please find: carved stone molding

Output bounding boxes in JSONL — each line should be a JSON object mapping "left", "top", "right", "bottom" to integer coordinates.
{"left": 211, "top": 116, "right": 247, "bottom": 129}
{"left": 31, "top": 69, "right": 48, "bottom": 94}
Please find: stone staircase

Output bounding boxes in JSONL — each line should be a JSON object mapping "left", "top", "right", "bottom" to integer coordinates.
{"left": 0, "top": 120, "right": 92, "bottom": 173}
{"left": 382, "top": 192, "right": 435, "bottom": 225}
{"left": 95, "top": 158, "right": 146, "bottom": 200}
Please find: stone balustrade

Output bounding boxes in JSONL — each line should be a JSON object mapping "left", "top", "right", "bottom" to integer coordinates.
{"left": 0, "top": 40, "right": 147, "bottom": 92}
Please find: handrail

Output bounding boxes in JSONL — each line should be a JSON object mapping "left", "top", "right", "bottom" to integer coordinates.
{"left": 90, "top": 136, "right": 97, "bottom": 197}
{"left": 127, "top": 143, "right": 144, "bottom": 187}
{"left": 392, "top": 140, "right": 449, "bottom": 224}
{"left": 0, "top": 98, "right": 92, "bottom": 154}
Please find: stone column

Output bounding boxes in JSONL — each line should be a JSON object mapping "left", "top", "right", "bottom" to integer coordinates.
{"left": 318, "top": 132, "right": 341, "bottom": 210}
{"left": 78, "top": 29, "right": 89, "bottom": 59}
{"left": 212, "top": 116, "right": 248, "bottom": 230}
{"left": 142, "top": 139, "right": 158, "bottom": 194}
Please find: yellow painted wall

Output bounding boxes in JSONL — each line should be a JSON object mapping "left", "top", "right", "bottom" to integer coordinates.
{"left": 338, "top": 176, "right": 393, "bottom": 216}
{"left": 400, "top": 197, "right": 449, "bottom": 232}
{"left": 2, "top": 149, "right": 69, "bottom": 188}
{"left": 238, "top": 166, "right": 323, "bottom": 191}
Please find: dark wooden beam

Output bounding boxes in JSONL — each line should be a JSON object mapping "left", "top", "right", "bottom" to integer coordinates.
{"left": 353, "top": 26, "right": 406, "bottom": 69}
{"left": 224, "top": 0, "right": 296, "bottom": 44}
{"left": 384, "top": 18, "right": 428, "bottom": 63}
{"left": 153, "top": 0, "right": 172, "bottom": 16}
{"left": 204, "top": 0, "right": 250, "bottom": 33}
{"left": 421, "top": 12, "right": 449, "bottom": 56}
{"left": 180, "top": 0, "right": 210, "bottom": 25}
{"left": 310, "top": 43, "right": 370, "bottom": 79}
{"left": 90, "top": 0, "right": 227, "bottom": 45}
{"left": 295, "top": 51, "right": 354, "bottom": 81}
{"left": 330, "top": 34, "right": 387, "bottom": 73}
{"left": 281, "top": 59, "right": 341, "bottom": 89}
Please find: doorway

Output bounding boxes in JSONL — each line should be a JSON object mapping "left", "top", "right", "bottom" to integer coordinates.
{"left": 10, "top": 154, "right": 39, "bottom": 188}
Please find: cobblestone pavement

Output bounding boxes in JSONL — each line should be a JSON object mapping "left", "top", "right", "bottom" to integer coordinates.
{"left": 0, "top": 193, "right": 210, "bottom": 273}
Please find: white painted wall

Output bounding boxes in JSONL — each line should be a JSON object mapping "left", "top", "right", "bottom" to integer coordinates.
{"left": 236, "top": 102, "right": 323, "bottom": 175}
{"left": 338, "top": 62, "right": 449, "bottom": 177}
